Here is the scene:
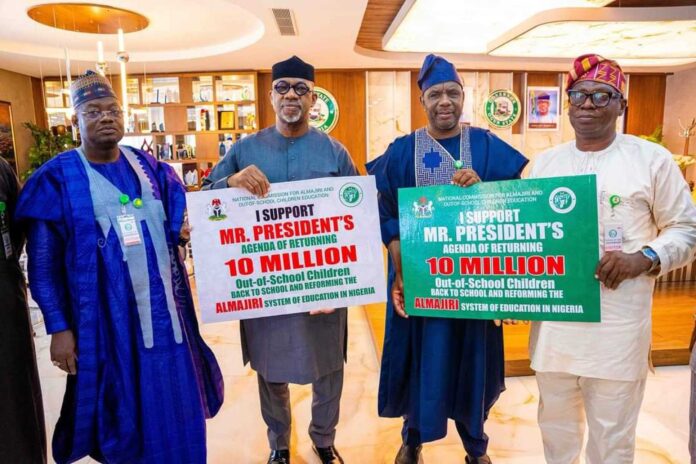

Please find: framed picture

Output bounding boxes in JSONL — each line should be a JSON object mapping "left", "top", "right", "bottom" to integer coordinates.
{"left": 527, "top": 86, "right": 560, "bottom": 131}
{"left": 0, "top": 101, "right": 17, "bottom": 174}
{"left": 218, "top": 110, "right": 236, "bottom": 130}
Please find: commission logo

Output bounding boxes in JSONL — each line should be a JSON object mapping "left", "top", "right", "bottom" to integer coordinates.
{"left": 549, "top": 187, "right": 576, "bottom": 214}
{"left": 483, "top": 89, "right": 521, "bottom": 129}
{"left": 207, "top": 198, "right": 228, "bottom": 221}
{"left": 339, "top": 183, "right": 363, "bottom": 207}
{"left": 413, "top": 196, "right": 434, "bottom": 219}
{"left": 309, "top": 87, "right": 339, "bottom": 133}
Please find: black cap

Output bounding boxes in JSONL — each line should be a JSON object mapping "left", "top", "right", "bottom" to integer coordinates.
{"left": 271, "top": 55, "right": 315, "bottom": 82}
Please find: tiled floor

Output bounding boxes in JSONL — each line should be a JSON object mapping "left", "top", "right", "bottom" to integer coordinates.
{"left": 35, "top": 307, "right": 692, "bottom": 463}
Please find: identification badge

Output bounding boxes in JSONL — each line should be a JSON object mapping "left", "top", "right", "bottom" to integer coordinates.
{"left": 117, "top": 214, "right": 142, "bottom": 246}
{"left": 0, "top": 201, "right": 12, "bottom": 259}
{"left": 604, "top": 222, "right": 623, "bottom": 252}
{"left": 1, "top": 230, "right": 12, "bottom": 259}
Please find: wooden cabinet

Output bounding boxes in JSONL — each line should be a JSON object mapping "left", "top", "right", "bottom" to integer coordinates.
{"left": 42, "top": 71, "right": 259, "bottom": 189}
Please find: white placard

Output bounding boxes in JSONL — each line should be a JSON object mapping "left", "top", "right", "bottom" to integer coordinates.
{"left": 187, "top": 176, "right": 387, "bottom": 323}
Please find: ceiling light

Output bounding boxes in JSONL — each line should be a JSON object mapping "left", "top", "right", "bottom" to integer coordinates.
{"left": 27, "top": 3, "right": 148, "bottom": 34}
{"left": 490, "top": 20, "right": 696, "bottom": 59}
{"left": 383, "top": 0, "right": 611, "bottom": 54}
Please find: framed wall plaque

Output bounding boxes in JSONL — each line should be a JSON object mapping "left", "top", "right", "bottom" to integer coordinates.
{"left": 218, "top": 110, "right": 236, "bottom": 130}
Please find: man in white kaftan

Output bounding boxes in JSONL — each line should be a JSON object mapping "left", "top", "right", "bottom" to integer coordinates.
{"left": 528, "top": 53, "right": 696, "bottom": 464}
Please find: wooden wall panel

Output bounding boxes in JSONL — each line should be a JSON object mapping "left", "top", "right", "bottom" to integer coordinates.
{"left": 410, "top": 71, "right": 427, "bottom": 131}
{"left": 511, "top": 72, "right": 524, "bottom": 134}
{"left": 163, "top": 106, "right": 188, "bottom": 132}
{"left": 31, "top": 77, "right": 47, "bottom": 129}
{"left": 195, "top": 133, "right": 220, "bottom": 161}
{"left": 625, "top": 74, "right": 666, "bottom": 137}
{"left": 179, "top": 76, "right": 193, "bottom": 103}
{"left": 0, "top": 69, "right": 39, "bottom": 176}
{"left": 524, "top": 72, "right": 560, "bottom": 88}
{"left": 257, "top": 71, "right": 367, "bottom": 173}
{"left": 315, "top": 71, "right": 367, "bottom": 173}
{"left": 257, "top": 72, "right": 274, "bottom": 129}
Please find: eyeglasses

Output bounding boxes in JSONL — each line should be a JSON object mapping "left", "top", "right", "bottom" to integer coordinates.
{"left": 567, "top": 90, "right": 621, "bottom": 108}
{"left": 79, "top": 109, "right": 124, "bottom": 120}
{"left": 273, "top": 81, "right": 312, "bottom": 96}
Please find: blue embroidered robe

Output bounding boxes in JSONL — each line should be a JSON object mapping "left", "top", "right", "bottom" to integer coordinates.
{"left": 15, "top": 148, "right": 224, "bottom": 464}
{"left": 366, "top": 127, "right": 528, "bottom": 445}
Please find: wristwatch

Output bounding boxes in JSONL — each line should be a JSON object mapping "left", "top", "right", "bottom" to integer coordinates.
{"left": 640, "top": 246, "right": 660, "bottom": 273}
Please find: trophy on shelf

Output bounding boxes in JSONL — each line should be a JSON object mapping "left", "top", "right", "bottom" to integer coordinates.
{"left": 675, "top": 118, "right": 696, "bottom": 180}
{"left": 157, "top": 143, "right": 172, "bottom": 160}
{"left": 176, "top": 144, "right": 189, "bottom": 160}
{"left": 141, "top": 139, "right": 153, "bottom": 155}
{"left": 246, "top": 113, "right": 256, "bottom": 130}
{"left": 138, "top": 118, "right": 149, "bottom": 133}
{"left": 678, "top": 117, "right": 696, "bottom": 156}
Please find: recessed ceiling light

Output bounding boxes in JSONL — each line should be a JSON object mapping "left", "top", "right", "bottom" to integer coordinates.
{"left": 383, "top": 0, "right": 611, "bottom": 54}
{"left": 490, "top": 20, "right": 696, "bottom": 60}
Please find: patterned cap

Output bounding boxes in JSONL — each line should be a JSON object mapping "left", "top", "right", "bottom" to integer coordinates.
{"left": 566, "top": 54, "right": 626, "bottom": 95}
{"left": 70, "top": 70, "right": 117, "bottom": 108}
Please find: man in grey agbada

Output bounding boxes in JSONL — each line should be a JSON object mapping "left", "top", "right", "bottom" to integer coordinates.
{"left": 203, "top": 55, "right": 356, "bottom": 464}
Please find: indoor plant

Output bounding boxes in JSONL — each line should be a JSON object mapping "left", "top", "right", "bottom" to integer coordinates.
{"left": 21, "top": 122, "right": 75, "bottom": 180}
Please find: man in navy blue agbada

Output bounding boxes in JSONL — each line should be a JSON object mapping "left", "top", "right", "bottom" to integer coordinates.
{"left": 367, "top": 54, "right": 528, "bottom": 464}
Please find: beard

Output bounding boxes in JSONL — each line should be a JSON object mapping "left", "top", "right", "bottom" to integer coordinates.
{"left": 278, "top": 111, "right": 303, "bottom": 124}
{"left": 274, "top": 100, "right": 305, "bottom": 125}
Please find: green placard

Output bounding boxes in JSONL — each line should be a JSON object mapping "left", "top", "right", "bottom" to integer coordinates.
{"left": 398, "top": 175, "right": 600, "bottom": 322}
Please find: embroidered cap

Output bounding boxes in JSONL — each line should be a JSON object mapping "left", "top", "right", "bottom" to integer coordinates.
{"left": 566, "top": 54, "right": 626, "bottom": 95}
{"left": 70, "top": 70, "right": 118, "bottom": 108}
